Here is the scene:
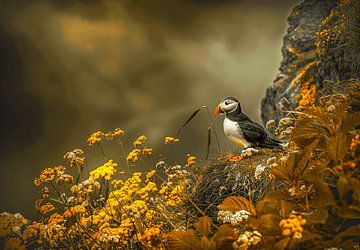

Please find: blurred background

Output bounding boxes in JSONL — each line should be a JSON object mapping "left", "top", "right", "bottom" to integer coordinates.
{"left": 0, "top": 0, "right": 298, "bottom": 217}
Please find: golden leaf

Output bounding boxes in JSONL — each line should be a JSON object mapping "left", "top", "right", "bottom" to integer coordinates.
{"left": 166, "top": 230, "right": 200, "bottom": 250}
{"left": 349, "top": 177, "right": 360, "bottom": 202}
{"left": 194, "top": 216, "right": 212, "bottom": 238}
{"left": 326, "top": 135, "right": 348, "bottom": 162}
{"left": 333, "top": 225, "right": 360, "bottom": 244}
{"left": 340, "top": 112, "right": 360, "bottom": 133}
{"left": 305, "top": 208, "right": 328, "bottom": 224}
{"left": 279, "top": 200, "right": 293, "bottom": 219}
{"left": 212, "top": 224, "right": 237, "bottom": 249}
{"left": 274, "top": 237, "right": 290, "bottom": 250}
{"left": 336, "top": 174, "right": 350, "bottom": 200}
{"left": 200, "top": 236, "right": 216, "bottom": 250}
{"left": 259, "top": 214, "right": 281, "bottom": 235}
{"left": 217, "top": 196, "right": 256, "bottom": 215}
{"left": 270, "top": 154, "right": 295, "bottom": 184}
{"left": 297, "top": 139, "right": 319, "bottom": 178}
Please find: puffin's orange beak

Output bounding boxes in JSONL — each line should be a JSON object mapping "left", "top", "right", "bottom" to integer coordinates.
{"left": 214, "top": 104, "right": 223, "bottom": 116}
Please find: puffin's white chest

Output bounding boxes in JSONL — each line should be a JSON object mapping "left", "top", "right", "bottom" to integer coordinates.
{"left": 223, "top": 117, "right": 252, "bottom": 148}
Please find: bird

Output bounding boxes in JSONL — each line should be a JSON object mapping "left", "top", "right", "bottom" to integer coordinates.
{"left": 214, "top": 96, "right": 282, "bottom": 149}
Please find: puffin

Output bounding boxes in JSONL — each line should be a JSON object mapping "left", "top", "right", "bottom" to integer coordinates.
{"left": 214, "top": 96, "right": 282, "bottom": 149}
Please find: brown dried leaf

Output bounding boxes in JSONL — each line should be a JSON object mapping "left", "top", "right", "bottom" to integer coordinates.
{"left": 194, "top": 216, "right": 212, "bottom": 238}
{"left": 166, "top": 230, "right": 200, "bottom": 250}
{"left": 217, "top": 196, "right": 256, "bottom": 214}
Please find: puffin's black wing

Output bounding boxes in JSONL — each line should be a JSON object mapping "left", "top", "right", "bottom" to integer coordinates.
{"left": 236, "top": 113, "right": 268, "bottom": 143}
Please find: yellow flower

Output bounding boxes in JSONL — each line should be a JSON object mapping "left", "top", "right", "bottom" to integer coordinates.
{"left": 142, "top": 148, "right": 153, "bottom": 155}
{"left": 0, "top": 213, "right": 28, "bottom": 237}
{"left": 133, "top": 135, "right": 147, "bottom": 148}
{"left": 164, "top": 136, "right": 179, "bottom": 144}
{"left": 39, "top": 203, "right": 56, "bottom": 214}
{"left": 89, "top": 160, "right": 118, "bottom": 181}
{"left": 47, "top": 213, "right": 64, "bottom": 226}
{"left": 63, "top": 205, "right": 86, "bottom": 218}
{"left": 104, "top": 128, "right": 125, "bottom": 140}
{"left": 185, "top": 155, "right": 196, "bottom": 168}
{"left": 127, "top": 149, "right": 141, "bottom": 162}
{"left": 279, "top": 213, "right": 306, "bottom": 239}
{"left": 34, "top": 165, "right": 67, "bottom": 186}
{"left": 87, "top": 131, "right": 104, "bottom": 146}
{"left": 5, "top": 237, "right": 25, "bottom": 250}
{"left": 145, "top": 170, "right": 156, "bottom": 183}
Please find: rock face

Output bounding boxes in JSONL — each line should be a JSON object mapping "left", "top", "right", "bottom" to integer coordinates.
{"left": 261, "top": 0, "right": 360, "bottom": 126}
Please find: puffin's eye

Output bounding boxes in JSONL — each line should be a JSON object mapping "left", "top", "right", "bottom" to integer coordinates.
{"left": 224, "top": 101, "right": 228, "bottom": 105}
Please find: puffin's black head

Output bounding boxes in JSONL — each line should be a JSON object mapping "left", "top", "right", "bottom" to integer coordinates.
{"left": 214, "top": 96, "right": 242, "bottom": 116}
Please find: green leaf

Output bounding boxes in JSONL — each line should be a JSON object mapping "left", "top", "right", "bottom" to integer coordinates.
{"left": 326, "top": 135, "right": 348, "bottom": 163}
{"left": 194, "top": 216, "right": 212, "bottom": 238}
{"left": 166, "top": 230, "right": 200, "bottom": 250}
{"left": 217, "top": 196, "right": 256, "bottom": 214}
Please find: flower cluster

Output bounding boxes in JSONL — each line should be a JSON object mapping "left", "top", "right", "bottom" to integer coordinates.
{"left": 279, "top": 213, "right": 306, "bottom": 239}
{"left": 133, "top": 135, "right": 147, "bottom": 147}
{"left": 297, "top": 79, "right": 317, "bottom": 107}
{"left": 164, "top": 136, "right": 179, "bottom": 144}
{"left": 0, "top": 213, "right": 28, "bottom": 237}
{"left": 89, "top": 160, "right": 118, "bottom": 180}
{"left": 217, "top": 210, "right": 251, "bottom": 226}
{"left": 87, "top": 131, "right": 103, "bottom": 146}
{"left": 34, "top": 165, "right": 73, "bottom": 186}
{"left": 185, "top": 155, "right": 196, "bottom": 168}
{"left": 63, "top": 149, "right": 85, "bottom": 167}
{"left": 104, "top": 128, "right": 124, "bottom": 140}
{"left": 233, "top": 231, "right": 262, "bottom": 250}
{"left": 336, "top": 161, "right": 357, "bottom": 171}
{"left": 350, "top": 134, "right": 360, "bottom": 154}
{"left": 87, "top": 128, "right": 124, "bottom": 146}
{"left": 127, "top": 149, "right": 141, "bottom": 162}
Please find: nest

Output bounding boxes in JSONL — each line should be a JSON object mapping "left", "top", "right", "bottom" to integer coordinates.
{"left": 189, "top": 149, "right": 286, "bottom": 219}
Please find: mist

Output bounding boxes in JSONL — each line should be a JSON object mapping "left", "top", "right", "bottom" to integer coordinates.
{"left": 0, "top": 0, "right": 298, "bottom": 216}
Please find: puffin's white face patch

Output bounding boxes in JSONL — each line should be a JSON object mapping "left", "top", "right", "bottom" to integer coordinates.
{"left": 220, "top": 99, "right": 238, "bottom": 113}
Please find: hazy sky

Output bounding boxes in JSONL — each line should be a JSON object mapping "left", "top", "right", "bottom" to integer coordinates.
{"left": 0, "top": 0, "right": 298, "bottom": 216}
